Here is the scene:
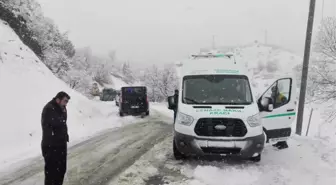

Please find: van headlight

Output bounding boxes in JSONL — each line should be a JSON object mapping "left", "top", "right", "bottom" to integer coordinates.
{"left": 176, "top": 112, "right": 194, "bottom": 126}
{"left": 247, "top": 114, "right": 261, "bottom": 127}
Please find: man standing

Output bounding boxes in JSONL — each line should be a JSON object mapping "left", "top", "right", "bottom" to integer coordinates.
{"left": 41, "top": 91, "right": 70, "bottom": 185}
{"left": 173, "top": 89, "right": 179, "bottom": 122}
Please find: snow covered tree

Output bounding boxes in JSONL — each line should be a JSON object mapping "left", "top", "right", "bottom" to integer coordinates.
{"left": 142, "top": 64, "right": 179, "bottom": 102}
{"left": 122, "top": 62, "right": 135, "bottom": 84}
{"left": 3, "top": 0, "right": 75, "bottom": 72}
{"left": 304, "top": 17, "right": 336, "bottom": 121}
{"left": 143, "top": 65, "right": 161, "bottom": 101}
{"left": 158, "top": 63, "right": 178, "bottom": 98}
{"left": 314, "top": 17, "right": 336, "bottom": 60}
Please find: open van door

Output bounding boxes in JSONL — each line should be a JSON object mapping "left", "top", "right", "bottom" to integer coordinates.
{"left": 258, "top": 77, "right": 297, "bottom": 143}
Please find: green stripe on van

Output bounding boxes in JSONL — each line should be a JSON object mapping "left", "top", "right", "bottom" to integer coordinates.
{"left": 263, "top": 112, "right": 296, "bottom": 118}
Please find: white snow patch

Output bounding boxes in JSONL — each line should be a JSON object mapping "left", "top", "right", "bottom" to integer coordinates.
{"left": 151, "top": 102, "right": 173, "bottom": 120}
{"left": 0, "top": 21, "right": 141, "bottom": 172}
{"left": 192, "top": 165, "right": 261, "bottom": 185}
{"left": 180, "top": 137, "right": 336, "bottom": 185}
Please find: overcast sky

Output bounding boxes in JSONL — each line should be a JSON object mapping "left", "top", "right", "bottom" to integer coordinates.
{"left": 37, "top": 0, "right": 335, "bottom": 66}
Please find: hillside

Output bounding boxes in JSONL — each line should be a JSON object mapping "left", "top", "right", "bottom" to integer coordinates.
{"left": 0, "top": 20, "right": 138, "bottom": 170}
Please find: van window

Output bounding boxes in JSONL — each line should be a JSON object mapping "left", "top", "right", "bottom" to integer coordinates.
{"left": 122, "top": 87, "right": 146, "bottom": 97}
{"left": 182, "top": 75, "right": 253, "bottom": 105}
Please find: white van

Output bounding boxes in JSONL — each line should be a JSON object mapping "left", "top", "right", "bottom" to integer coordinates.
{"left": 167, "top": 53, "right": 296, "bottom": 162}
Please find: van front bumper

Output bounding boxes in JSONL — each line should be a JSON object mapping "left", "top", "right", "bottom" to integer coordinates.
{"left": 174, "top": 131, "right": 265, "bottom": 158}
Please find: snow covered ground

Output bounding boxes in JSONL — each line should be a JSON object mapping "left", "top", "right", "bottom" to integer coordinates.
{"left": 112, "top": 132, "right": 336, "bottom": 185}
{"left": 0, "top": 20, "right": 152, "bottom": 172}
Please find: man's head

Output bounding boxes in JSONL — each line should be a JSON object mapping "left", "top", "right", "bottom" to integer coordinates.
{"left": 55, "top": 91, "right": 70, "bottom": 107}
{"left": 174, "top": 89, "right": 179, "bottom": 95}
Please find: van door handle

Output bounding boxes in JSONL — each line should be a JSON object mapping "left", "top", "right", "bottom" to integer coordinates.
{"left": 287, "top": 109, "right": 294, "bottom": 112}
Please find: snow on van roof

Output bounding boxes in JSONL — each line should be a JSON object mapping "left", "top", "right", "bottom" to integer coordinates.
{"left": 179, "top": 52, "right": 247, "bottom": 76}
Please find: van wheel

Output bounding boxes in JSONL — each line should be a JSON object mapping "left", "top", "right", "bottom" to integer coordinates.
{"left": 173, "top": 140, "right": 185, "bottom": 160}
{"left": 119, "top": 112, "right": 124, "bottom": 117}
{"left": 146, "top": 111, "right": 149, "bottom": 116}
{"left": 249, "top": 154, "right": 261, "bottom": 162}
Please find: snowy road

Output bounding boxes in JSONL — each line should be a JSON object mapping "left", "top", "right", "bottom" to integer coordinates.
{"left": 0, "top": 113, "right": 173, "bottom": 185}
{"left": 0, "top": 111, "right": 335, "bottom": 185}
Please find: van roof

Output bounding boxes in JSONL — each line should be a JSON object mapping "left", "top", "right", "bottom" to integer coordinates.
{"left": 179, "top": 54, "right": 247, "bottom": 76}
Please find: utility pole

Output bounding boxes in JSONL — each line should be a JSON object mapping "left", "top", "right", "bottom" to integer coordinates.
{"left": 212, "top": 35, "right": 216, "bottom": 50}
{"left": 322, "top": 0, "right": 324, "bottom": 20}
{"left": 296, "top": 0, "right": 316, "bottom": 135}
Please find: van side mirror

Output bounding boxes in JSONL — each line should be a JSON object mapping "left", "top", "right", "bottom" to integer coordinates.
{"left": 168, "top": 96, "right": 176, "bottom": 110}
{"left": 258, "top": 97, "right": 273, "bottom": 112}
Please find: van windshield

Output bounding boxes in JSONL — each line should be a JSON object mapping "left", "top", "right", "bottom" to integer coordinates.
{"left": 182, "top": 75, "right": 253, "bottom": 105}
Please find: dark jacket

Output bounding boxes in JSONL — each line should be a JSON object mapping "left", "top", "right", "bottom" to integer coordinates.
{"left": 41, "top": 98, "right": 69, "bottom": 146}
{"left": 173, "top": 94, "right": 178, "bottom": 110}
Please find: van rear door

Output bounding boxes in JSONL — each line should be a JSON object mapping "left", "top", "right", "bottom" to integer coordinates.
{"left": 121, "top": 87, "right": 148, "bottom": 111}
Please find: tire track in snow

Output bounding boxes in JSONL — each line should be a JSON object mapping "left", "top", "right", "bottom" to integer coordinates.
{"left": 0, "top": 114, "right": 172, "bottom": 185}
{"left": 113, "top": 135, "right": 190, "bottom": 185}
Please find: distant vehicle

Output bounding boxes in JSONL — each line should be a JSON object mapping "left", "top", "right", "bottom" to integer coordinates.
{"left": 115, "top": 91, "right": 121, "bottom": 106}
{"left": 100, "top": 88, "right": 117, "bottom": 101}
{"left": 119, "top": 86, "right": 149, "bottom": 117}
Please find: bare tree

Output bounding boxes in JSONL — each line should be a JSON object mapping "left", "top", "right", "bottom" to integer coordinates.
{"left": 314, "top": 17, "right": 336, "bottom": 60}
{"left": 306, "top": 60, "right": 336, "bottom": 103}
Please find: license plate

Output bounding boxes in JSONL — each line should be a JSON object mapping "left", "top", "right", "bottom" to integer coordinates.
{"left": 208, "top": 141, "right": 235, "bottom": 148}
{"left": 131, "top": 105, "right": 139, "bottom": 108}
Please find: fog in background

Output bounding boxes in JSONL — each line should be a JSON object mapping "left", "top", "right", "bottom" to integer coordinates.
{"left": 37, "top": 0, "right": 336, "bottom": 67}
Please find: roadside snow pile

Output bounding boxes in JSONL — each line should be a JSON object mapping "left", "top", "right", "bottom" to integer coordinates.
{"left": 0, "top": 21, "right": 137, "bottom": 170}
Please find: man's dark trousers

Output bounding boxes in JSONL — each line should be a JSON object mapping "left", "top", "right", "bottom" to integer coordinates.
{"left": 42, "top": 144, "right": 67, "bottom": 185}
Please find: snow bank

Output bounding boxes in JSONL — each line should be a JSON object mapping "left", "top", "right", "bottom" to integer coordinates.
{"left": 0, "top": 21, "right": 138, "bottom": 171}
